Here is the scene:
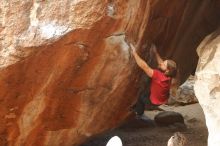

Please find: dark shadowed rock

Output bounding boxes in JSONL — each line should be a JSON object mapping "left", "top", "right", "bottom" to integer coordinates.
{"left": 154, "top": 111, "right": 184, "bottom": 126}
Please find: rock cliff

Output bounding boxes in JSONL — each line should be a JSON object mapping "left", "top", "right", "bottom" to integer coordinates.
{"left": 195, "top": 28, "right": 220, "bottom": 146}
{"left": 0, "top": 0, "right": 220, "bottom": 145}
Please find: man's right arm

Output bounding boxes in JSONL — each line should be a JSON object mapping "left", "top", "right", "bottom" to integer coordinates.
{"left": 151, "top": 44, "right": 163, "bottom": 64}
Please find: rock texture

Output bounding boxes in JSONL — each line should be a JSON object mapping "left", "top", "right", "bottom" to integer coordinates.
{"left": 167, "top": 132, "right": 186, "bottom": 146}
{"left": 194, "top": 28, "right": 220, "bottom": 146}
{"left": 169, "top": 75, "right": 198, "bottom": 105}
{"left": 0, "top": 1, "right": 150, "bottom": 146}
{"left": 0, "top": 0, "right": 220, "bottom": 146}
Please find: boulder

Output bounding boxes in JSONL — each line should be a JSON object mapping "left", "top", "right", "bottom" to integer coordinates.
{"left": 154, "top": 111, "right": 184, "bottom": 126}
{"left": 169, "top": 75, "right": 198, "bottom": 105}
{"left": 167, "top": 132, "right": 187, "bottom": 146}
{"left": 0, "top": 0, "right": 220, "bottom": 145}
{"left": 194, "top": 28, "right": 220, "bottom": 146}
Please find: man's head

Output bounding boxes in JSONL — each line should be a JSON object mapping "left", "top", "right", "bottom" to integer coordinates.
{"left": 158, "top": 60, "right": 177, "bottom": 77}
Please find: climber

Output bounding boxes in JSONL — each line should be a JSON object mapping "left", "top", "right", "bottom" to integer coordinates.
{"left": 130, "top": 43, "right": 177, "bottom": 118}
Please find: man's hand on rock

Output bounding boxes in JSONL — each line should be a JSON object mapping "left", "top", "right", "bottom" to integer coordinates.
{"left": 130, "top": 43, "right": 136, "bottom": 54}
{"left": 151, "top": 44, "right": 157, "bottom": 54}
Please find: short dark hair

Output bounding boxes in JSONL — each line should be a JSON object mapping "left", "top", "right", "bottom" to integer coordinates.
{"left": 165, "top": 60, "right": 177, "bottom": 77}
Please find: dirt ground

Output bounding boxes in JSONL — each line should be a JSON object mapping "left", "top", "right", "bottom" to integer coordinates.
{"left": 81, "top": 103, "right": 208, "bottom": 146}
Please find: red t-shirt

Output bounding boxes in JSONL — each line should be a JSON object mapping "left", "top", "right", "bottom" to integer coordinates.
{"left": 150, "top": 70, "right": 171, "bottom": 105}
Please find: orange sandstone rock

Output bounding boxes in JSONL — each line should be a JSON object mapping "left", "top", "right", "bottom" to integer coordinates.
{"left": 0, "top": 0, "right": 220, "bottom": 146}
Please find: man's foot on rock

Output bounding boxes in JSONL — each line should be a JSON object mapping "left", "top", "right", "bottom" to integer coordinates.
{"left": 145, "top": 104, "right": 164, "bottom": 111}
{"left": 135, "top": 114, "right": 143, "bottom": 120}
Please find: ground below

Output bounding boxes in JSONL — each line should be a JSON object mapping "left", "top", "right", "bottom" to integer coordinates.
{"left": 81, "top": 103, "right": 207, "bottom": 146}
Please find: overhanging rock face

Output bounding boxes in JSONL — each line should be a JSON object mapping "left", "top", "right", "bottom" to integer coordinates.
{"left": 0, "top": 1, "right": 150, "bottom": 145}
{"left": 0, "top": 0, "right": 220, "bottom": 146}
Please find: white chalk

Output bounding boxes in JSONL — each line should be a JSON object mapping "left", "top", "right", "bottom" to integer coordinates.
{"left": 107, "top": 3, "right": 115, "bottom": 17}
{"left": 40, "top": 22, "right": 70, "bottom": 39}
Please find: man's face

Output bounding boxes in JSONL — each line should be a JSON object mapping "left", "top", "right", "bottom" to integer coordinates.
{"left": 158, "top": 60, "right": 168, "bottom": 71}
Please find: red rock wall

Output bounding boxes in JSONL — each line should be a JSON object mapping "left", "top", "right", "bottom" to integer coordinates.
{"left": 0, "top": 1, "right": 150, "bottom": 145}
{"left": 0, "top": 0, "right": 220, "bottom": 146}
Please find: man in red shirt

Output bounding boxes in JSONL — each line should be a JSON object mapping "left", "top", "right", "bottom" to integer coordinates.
{"left": 130, "top": 43, "right": 177, "bottom": 117}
